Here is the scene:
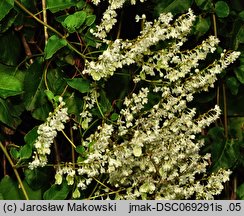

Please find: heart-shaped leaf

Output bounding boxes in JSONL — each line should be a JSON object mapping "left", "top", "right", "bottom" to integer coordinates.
{"left": 215, "top": 1, "right": 229, "bottom": 18}
{"left": 44, "top": 35, "right": 67, "bottom": 59}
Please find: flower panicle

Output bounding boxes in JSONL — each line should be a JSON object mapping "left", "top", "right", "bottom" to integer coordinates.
{"left": 28, "top": 97, "right": 69, "bottom": 170}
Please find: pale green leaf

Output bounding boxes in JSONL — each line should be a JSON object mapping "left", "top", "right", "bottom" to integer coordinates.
{"left": 66, "top": 78, "right": 91, "bottom": 93}
{"left": 44, "top": 35, "right": 67, "bottom": 59}
{"left": 62, "top": 11, "right": 87, "bottom": 33}
{"left": 0, "top": 0, "right": 14, "bottom": 21}
{"left": 85, "top": 15, "right": 96, "bottom": 26}
{"left": 0, "top": 65, "right": 23, "bottom": 99}
{"left": 43, "top": 182, "right": 70, "bottom": 200}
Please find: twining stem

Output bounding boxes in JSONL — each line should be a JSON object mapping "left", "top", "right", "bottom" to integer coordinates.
{"left": 14, "top": 0, "right": 86, "bottom": 59}
{"left": 14, "top": 0, "right": 63, "bottom": 38}
{"left": 70, "top": 126, "right": 76, "bottom": 167}
{"left": 53, "top": 139, "right": 61, "bottom": 167}
{"left": 42, "top": 0, "right": 48, "bottom": 44}
{"left": 94, "top": 90, "right": 104, "bottom": 118}
{"left": 61, "top": 130, "right": 76, "bottom": 149}
{"left": 0, "top": 142, "right": 29, "bottom": 200}
{"left": 212, "top": 12, "right": 228, "bottom": 138}
{"left": 212, "top": 13, "right": 217, "bottom": 37}
{"left": 21, "top": 34, "right": 34, "bottom": 64}
{"left": 223, "top": 83, "right": 228, "bottom": 138}
{"left": 44, "top": 61, "right": 52, "bottom": 91}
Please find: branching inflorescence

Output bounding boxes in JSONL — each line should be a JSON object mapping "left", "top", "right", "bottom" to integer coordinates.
{"left": 29, "top": 0, "right": 240, "bottom": 199}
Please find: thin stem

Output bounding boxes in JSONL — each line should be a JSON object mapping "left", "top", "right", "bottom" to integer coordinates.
{"left": 223, "top": 83, "right": 228, "bottom": 138}
{"left": 61, "top": 130, "right": 76, "bottom": 148}
{"left": 42, "top": 0, "right": 48, "bottom": 44}
{"left": 53, "top": 139, "right": 61, "bottom": 167}
{"left": 95, "top": 90, "right": 104, "bottom": 118}
{"left": 15, "top": 54, "right": 44, "bottom": 71}
{"left": 21, "top": 34, "right": 34, "bottom": 64}
{"left": 70, "top": 126, "right": 76, "bottom": 167}
{"left": 82, "top": 119, "right": 99, "bottom": 138}
{"left": 0, "top": 142, "right": 29, "bottom": 200}
{"left": 212, "top": 13, "right": 218, "bottom": 37}
{"left": 14, "top": 0, "right": 86, "bottom": 59}
{"left": 44, "top": 61, "right": 51, "bottom": 90}
{"left": 14, "top": 0, "right": 63, "bottom": 38}
{"left": 116, "top": 10, "right": 123, "bottom": 39}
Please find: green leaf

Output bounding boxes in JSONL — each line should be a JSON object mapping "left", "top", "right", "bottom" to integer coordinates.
{"left": 0, "top": 0, "right": 14, "bottom": 21}
{"left": 237, "top": 183, "right": 244, "bottom": 199}
{"left": 99, "top": 90, "right": 112, "bottom": 115}
{"left": 226, "top": 77, "right": 240, "bottom": 95}
{"left": 237, "top": 26, "right": 244, "bottom": 44}
{"left": 195, "top": 0, "right": 212, "bottom": 10}
{"left": 0, "top": 65, "right": 23, "bottom": 99}
{"left": 32, "top": 103, "right": 52, "bottom": 121}
{"left": 9, "top": 147, "right": 20, "bottom": 160}
{"left": 228, "top": 117, "right": 244, "bottom": 141}
{"left": 75, "top": 145, "right": 86, "bottom": 154}
{"left": 47, "top": 0, "right": 77, "bottom": 13}
{"left": 161, "top": 0, "right": 193, "bottom": 15}
{"left": 0, "top": 176, "right": 21, "bottom": 200}
{"left": 227, "top": 85, "right": 244, "bottom": 116}
{"left": 45, "top": 89, "right": 55, "bottom": 102}
{"left": 23, "top": 58, "right": 48, "bottom": 112}
{"left": 64, "top": 93, "right": 83, "bottom": 117}
{"left": 0, "top": 98, "right": 21, "bottom": 128}
{"left": 47, "top": 69, "right": 67, "bottom": 95}
{"left": 0, "top": 31, "right": 22, "bottom": 66}
{"left": 62, "top": 11, "right": 87, "bottom": 33}
{"left": 0, "top": 8, "right": 18, "bottom": 33}
{"left": 44, "top": 35, "right": 67, "bottom": 59}
{"left": 234, "top": 65, "right": 244, "bottom": 84}
{"left": 110, "top": 113, "right": 119, "bottom": 121}
{"left": 25, "top": 168, "right": 52, "bottom": 190}
{"left": 239, "top": 11, "right": 244, "bottom": 21}
{"left": 85, "top": 15, "right": 96, "bottom": 26}
{"left": 195, "top": 17, "right": 210, "bottom": 34}
{"left": 43, "top": 181, "right": 70, "bottom": 200}
{"left": 20, "top": 180, "right": 42, "bottom": 200}
{"left": 215, "top": 1, "right": 229, "bottom": 18}
{"left": 84, "top": 30, "right": 98, "bottom": 47}
{"left": 208, "top": 127, "right": 239, "bottom": 171}
{"left": 19, "top": 144, "right": 32, "bottom": 160}
{"left": 76, "top": 0, "right": 86, "bottom": 9}
{"left": 66, "top": 78, "right": 91, "bottom": 93}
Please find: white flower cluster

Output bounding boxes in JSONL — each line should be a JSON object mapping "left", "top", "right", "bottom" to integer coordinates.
{"left": 54, "top": 164, "right": 93, "bottom": 199}
{"left": 72, "top": 88, "right": 231, "bottom": 199}
{"left": 45, "top": 1, "right": 240, "bottom": 199}
{"left": 90, "top": 0, "right": 146, "bottom": 39}
{"left": 80, "top": 89, "right": 97, "bottom": 130}
{"left": 29, "top": 98, "right": 69, "bottom": 169}
{"left": 70, "top": 6, "right": 240, "bottom": 199}
{"left": 83, "top": 9, "right": 196, "bottom": 80}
